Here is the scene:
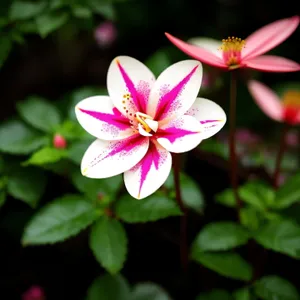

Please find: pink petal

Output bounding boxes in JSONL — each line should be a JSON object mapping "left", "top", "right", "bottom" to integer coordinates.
{"left": 244, "top": 55, "right": 300, "bottom": 72}
{"left": 75, "top": 96, "right": 134, "bottom": 140}
{"left": 165, "top": 33, "right": 227, "bottom": 69}
{"left": 107, "top": 56, "right": 155, "bottom": 116}
{"left": 147, "top": 60, "right": 203, "bottom": 121}
{"left": 81, "top": 134, "right": 149, "bottom": 178}
{"left": 124, "top": 141, "right": 172, "bottom": 199}
{"left": 156, "top": 115, "right": 202, "bottom": 153}
{"left": 247, "top": 80, "right": 283, "bottom": 121}
{"left": 242, "top": 16, "right": 300, "bottom": 60}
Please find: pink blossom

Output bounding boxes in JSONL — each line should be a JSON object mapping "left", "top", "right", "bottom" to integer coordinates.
{"left": 53, "top": 134, "right": 67, "bottom": 149}
{"left": 248, "top": 80, "right": 300, "bottom": 125}
{"left": 22, "top": 285, "right": 45, "bottom": 300}
{"left": 165, "top": 16, "right": 300, "bottom": 72}
{"left": 94, "top": 21, "right": 117, "bottom": 48}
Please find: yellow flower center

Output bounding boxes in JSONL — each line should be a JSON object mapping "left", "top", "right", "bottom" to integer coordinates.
{"left": 135, "top": 112, "right": 153, "bottom": 133}
{"left": 219, "top": 36, "right": 246, "bottom": 68}
{"left": 282, "top": 90, "right": 300, "bottom": 108}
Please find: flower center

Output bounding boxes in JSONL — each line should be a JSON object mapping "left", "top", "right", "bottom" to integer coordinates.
{"left": 282, "top": 90, "right": 300, "bottom": 125}
{"left": 135, "top": 112, "right": 158, "bottom": 137}
{"left": 219, "top": 36, "right": 245, "bottom": 68}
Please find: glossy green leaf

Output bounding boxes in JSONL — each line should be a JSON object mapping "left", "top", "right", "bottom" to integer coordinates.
{"left": 10, "top": 1, "right": 47, "bottom": 20}
{"left": 215, "top": 188, "right": 235, "bottom": 207}
{"left": 17, "top": 96, "right": 62, "bottom": 132}
{"left": 68, "top": 139, "right": 93, "bottom": 165}
{"left": 233, "top": 288, "right": 251, "bottom": 300}
{"left": 131, "top": 283, "right": 172, "bottom": 300}
{"left": 239, "top": 207, "right": 261, "bottom": 231}
{"left": 0, "top": 120, "right": 47, "bottom": 154}
{"left": 22, "top": 194, "right": 99, "bottom": 245}
{"left": 90, "top": 217, "right": 127, "bottom": 274}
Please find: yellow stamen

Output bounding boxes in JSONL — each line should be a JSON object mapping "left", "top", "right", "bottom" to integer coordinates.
{"left": 135, "top": 112, "right": 153, "bottom": 133}
{"left": 219, "top": 36, "right": 246, "bottom": 52}
{"left": 282, "top": 90, "right": 300, "bottom": 108}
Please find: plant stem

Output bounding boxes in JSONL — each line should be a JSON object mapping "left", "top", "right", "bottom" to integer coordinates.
{"left": 172, "top": 153, "right": 188, "bottom": 272}
{"left": 229, "top": 72, "right": 242, "bottom": 217}
{"left": 273, "top": 124, "right": 289, "bottom": 188}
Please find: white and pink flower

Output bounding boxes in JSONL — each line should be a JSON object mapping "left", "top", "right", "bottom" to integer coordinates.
{"left": 75, "top": 56, "right": 226, "bottom": 199}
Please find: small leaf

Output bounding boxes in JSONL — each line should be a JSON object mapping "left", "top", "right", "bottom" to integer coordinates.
{"left": 191, "top": 251, "right": 252, "bottom": 281}
{"left": 191, "top": 222, "right": 249, "bottom": 252}
{"left": 10, "top": 1, "right": 47, "bottom": 20}
{"left": 0, "top": 120, "right": 47, "bottom": 154}
{"left": 254, "top": 275, "right": 300, "bottom": 300}
{"left": 215, "top": 188, "right": 236, "bottom": 207}
{"left": 86, "top": 274, "right": 131, "bottom": 300}
{"left": 238, "top": 181, "right": 274, "bottom": 211}
{"left": 22, "top": 194, "right": 99, "bottom": 245}
{"left": 144, "top": 49, "right": 172, "bottom": 77}
{"left": 233, "top": 288, "right": 251, "bottom": 300}
{"left": 196, "top": 289, "right": 231, "bottom": 300}
{"left": 0, "top": 36, "right": 12, "bottom": 67}
{"left": 116, "top": 193, "right": 182, "bottom": 223}
{"left": 90, "top": 217, "right": 127, "bottom": 274}
{"left": 36, "top": 11, "right": 69, "bottom": 38}
{"left": 131, "top": 282, "right": 172, "bottom": 300}
{"left": 274, "top": 173, "right": 300, "bottom": 209}
{"left": 68, "top": 139, "right": 93, "bottom": 165}
{"left": 240, "top": 207, "right": 261, "bottom": 231}
{"left": 7, "top": 167, "right": 47, "bottom": 208}
{"left": 254, "top": 219, "right": 300, "bottom": 258}
{"left": 17, "top": 96, "right": 62, "bottom": 132}
{"left": 57, "top": 120, "right": 88, "bottom": 140}
{"left": 23, "top": 147, "right": 67, "bottom": 166}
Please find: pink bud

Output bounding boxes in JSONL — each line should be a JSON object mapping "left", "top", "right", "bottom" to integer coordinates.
{"left": 53, "top": 134, "right": 67, "bottom": 149}
{"left": 94, "top": 21, "right": 117, "bottom": 48}
{"left": 22, "top": 285, "right": 45, "bottom": 300}
{"left": 285, "top": 131, "right": 299, "bottom": 147}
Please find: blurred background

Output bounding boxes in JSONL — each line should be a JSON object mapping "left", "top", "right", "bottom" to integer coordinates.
{"left": 0, "top": 0, "right": 299, "bottom": 299}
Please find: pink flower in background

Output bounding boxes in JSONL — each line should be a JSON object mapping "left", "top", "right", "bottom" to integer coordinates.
{"left": 165, "top": 16, "right": 300, "bottom": 72}
{"left": 285, "top": 130, "right": 299, "bottom": 147}
{"left": 235, "top": 128, "right": 261, "bottom": 145}
{"left": 75, "top": 56, "right": 226, "bottom": 199}
{"left": 248, "top": 80, "right": 300, "bottom": 125}
{"left": 53, "top": 134, "right": 67, "bottom": 149}
{"left": 22, "top": 285, "right": 45, "bottom": 300}
{"left": 94, "top": 21, "right": 117, "bottom": 48}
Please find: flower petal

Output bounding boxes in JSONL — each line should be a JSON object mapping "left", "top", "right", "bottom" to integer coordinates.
{"left": 75, "top": 96, "right": 134, "bottom": 140}
{"left": 81, "top": 135, "right": 149, "bottom": 178}
{"left": 245, "top": 55, "right": 300, "bottom": 72}
{"left": 156, "top": 115, "right": 202, "bottom": 153}
{"left": 242, "top": 16, "right": 300, "bottom": 60}
{"left": 165, "top": 33, "right": 226, "bottom": 68}
{"left": 107, "top": 56, "right": 155, "bottom": 116}
{"left": 124, "top": 141, "right": 172, "bottom": 199}
{"left": 147, "top": 60, "right": 203, "bottom": 121}
{"left": 185, "top": 97, "right": 227, "bottom": 139}
{"left": 187, "top": 37, "right": 223, "bottom": 58}
{"left": 248, "top": 80, "right": 283, "bottom": 121}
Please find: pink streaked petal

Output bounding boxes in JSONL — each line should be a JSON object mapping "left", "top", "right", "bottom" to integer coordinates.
{"left": 156, "top": 115, "right": 202, "bottom": 153}
{"left": 107, "top": 56, "right": 155, "bottom": 116}
{"left": 124, "top": 141, "right": 172, "bottom": 199}
{"left": 185, "top": 97, "right": 226, "bottom": 139}
{"left": 244, "top": 55, "right": 300, "bottom": 72}
{"left": 242, "top": 16, "right": 300, "bottom": 60}
{"left": 147, "top": 60, "right": 203, "bottom": 121}
{"left": 248, "top": 80, "right": 283, "bottom": 122}
{"left": 187, "top": 37, "right": 223, "bottom": 58}
{"left": 81, "top": 135, "right": 149, "bottom": 178}
{"left": 165, "top": 33, "right": 227, "bottom": 68}
{"left": 75, "top": 96, "right": 134, "bottom": 140}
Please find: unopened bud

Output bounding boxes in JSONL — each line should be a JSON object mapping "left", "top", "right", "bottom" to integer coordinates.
{"left": 53, "top": 134, "right": 67, "bottom": 149}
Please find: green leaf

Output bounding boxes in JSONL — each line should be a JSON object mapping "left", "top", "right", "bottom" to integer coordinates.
{"left": 215, "top": 188, "right": 235, "bottom": 207}
{"left": 17, "top": 96, "right": 62, "bottom": 132}
{"left": 199, "top": 138, "right": 228, "bottom": 159}
{"left": 88, "top": 1, "right": 116, "bottom": 20}
{"left": 10, "top": 1, "right": 47, "bottom": 21}
{"left": 57, "top": 120, "right": 88, "bottom": 140}
{"left": 233, "top": 288, "right": 251, "bottom": 300}
{"left": 36, "top": 11, "right": 69, "bottom": 38}
{"left": 0, "top": 36, "right": 12, "bottom": 67}
{"left": 254, "top": 276, "right": 300, "bottom": 300}
{"left": 116, "top": 193, "right": 182, "bottom": 223}
{"left": 90, "top": 217, "right": 127, "bottom": 274}
{"left": 86, "top": 274, "right": 131, "bottom": 300}
{"left": 196, "top": 289, "right": 232, "bottom": 300}
{"left": 191, "top": 251, "right": 252, "bottom": 281}
{"left": 7, "top": 167, "right": 47, "bottom": 208}
{"left": 238, "top": 181, "right": 274, "bottom": 211}
{"left": 68, "top": 87, "right": 108, "bottom": 121}
{"left": 191, "top": 222, "right": 249, "bottom": 252}
{"left": 68, "top": 139, "right": 93, "bottom": 165}
{"left": 72, "top": 5, "right": 92, "bottom": 18}
{"left": 240, "top": 207, "right": 261, "bottom": 231}
{"left": 0, "top": 190, "right": 6, "bottom": 208}
{"left": 23, "top": 147, "right": 67, "bottom": 166}
{"left": 144, "top": 49, "right": 172, "bottom": 77}
{"left": 131, "top": 283, "right": 172, "bottom": 300}
{"left": 274, "top": 173, "right": 300, "bottom": 209}
{"left": 22, "top": 194, "right": 99, "bottom": 245}
{"left": 0, "top": 120, "right": 47, "bottom": 154}
{"left": 254, "top": 219, "right": 300, "bottom": 258}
